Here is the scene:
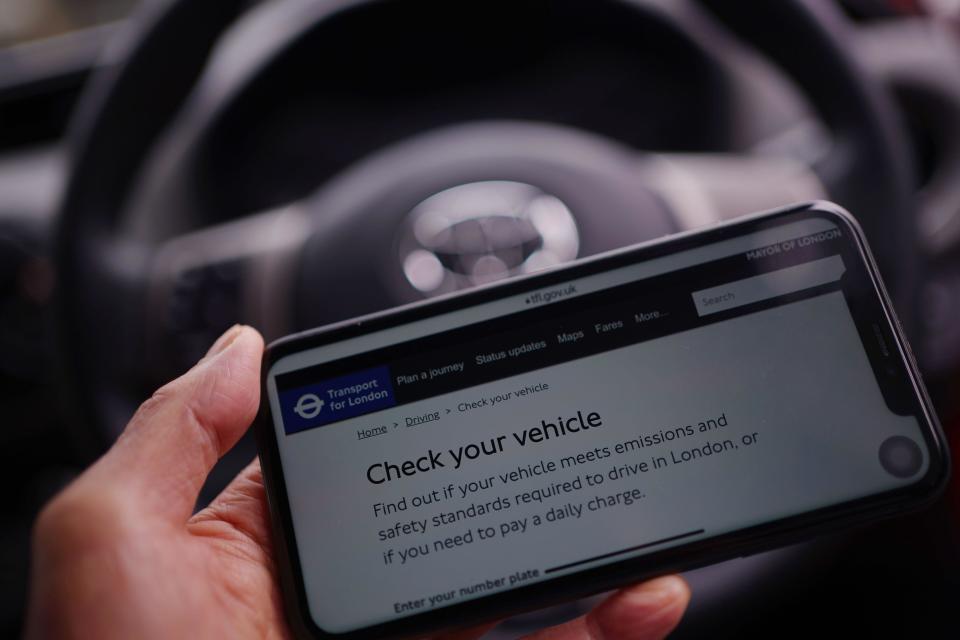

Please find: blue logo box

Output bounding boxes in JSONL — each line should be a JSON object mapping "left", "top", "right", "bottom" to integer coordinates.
{"left": 279, "top": 366, "right": 396, "bottom": 434}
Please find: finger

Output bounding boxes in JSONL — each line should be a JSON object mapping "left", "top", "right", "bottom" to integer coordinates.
{"left": 521, "top": 576, "right": 690, "bottom": 640}
{"left": 89, "top": 325, "right": 264, "bottom": 523}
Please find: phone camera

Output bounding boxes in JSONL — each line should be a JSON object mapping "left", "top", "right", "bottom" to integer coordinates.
{"left": 878, "top": 436, "right": 923, "bottom": 479}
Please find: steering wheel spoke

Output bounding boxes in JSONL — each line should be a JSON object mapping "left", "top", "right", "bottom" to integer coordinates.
{"left": 638, "top": 152, "right": 828, "bottom": 230}
{"left": 147, "top": 204, "right": 310, "bottom": 379}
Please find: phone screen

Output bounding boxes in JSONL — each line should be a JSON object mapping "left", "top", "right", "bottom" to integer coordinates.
{"left": 263, "top": 209, "right": 940, "bottom": 634}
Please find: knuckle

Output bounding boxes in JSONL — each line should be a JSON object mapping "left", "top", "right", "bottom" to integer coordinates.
{"left": 33, "top": 486, "right": 131, "bottom": 550}
{"left": 132, "top": 381, "right": 180, "bottom": 423}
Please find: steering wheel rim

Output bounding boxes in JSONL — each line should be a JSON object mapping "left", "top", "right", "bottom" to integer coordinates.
{"left": 54, "top": 0, "right": 251, "bottom": 458}
{"left": 55, "top": 0, "right": 916, "bottom": 455}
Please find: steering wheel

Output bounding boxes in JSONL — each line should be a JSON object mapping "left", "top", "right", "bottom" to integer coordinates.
{"left": 54, "top": 0, "right": 916, "bottom": 633}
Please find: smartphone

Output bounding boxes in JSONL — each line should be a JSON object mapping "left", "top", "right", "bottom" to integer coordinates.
{"left": 255, "top": 201, "right": 948, "bottom": 639}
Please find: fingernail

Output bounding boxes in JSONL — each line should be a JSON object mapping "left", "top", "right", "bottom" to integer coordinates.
{"left": 617, "top": 575, "right": 686, "bottom": 612}
{"left": 643, "top": 576, "right": 690, "bottom": 606}
{"left": 205, "top": 324, "right": 244, "bottom": 358}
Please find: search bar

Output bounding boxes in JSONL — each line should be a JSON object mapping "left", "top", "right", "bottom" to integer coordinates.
{"left": 692, "top": 255, "right": 846, "bottom": 317}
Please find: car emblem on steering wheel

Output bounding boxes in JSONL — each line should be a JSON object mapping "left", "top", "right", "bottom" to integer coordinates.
{"left": 400, "top": 181, "right": 579, "bottom": 295}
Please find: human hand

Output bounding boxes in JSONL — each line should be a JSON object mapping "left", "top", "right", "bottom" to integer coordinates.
{"left": 26, "top": 325, "right": 690, "bottom": 639}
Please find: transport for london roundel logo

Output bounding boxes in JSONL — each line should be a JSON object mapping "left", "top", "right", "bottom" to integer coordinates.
{"left": 293, "top": 393, "right": 324, "bottom": 419}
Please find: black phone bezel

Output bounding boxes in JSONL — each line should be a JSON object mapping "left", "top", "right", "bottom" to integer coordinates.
{"left": 253, "top": 201, "right": 949, "bottom": 640}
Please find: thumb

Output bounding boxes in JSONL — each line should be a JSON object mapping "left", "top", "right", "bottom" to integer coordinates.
{"left": 89, "top": 325, "right": 264, "bottom": 523}
{"left": 521, "top": 576, "right": 690, "bottom": 640}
